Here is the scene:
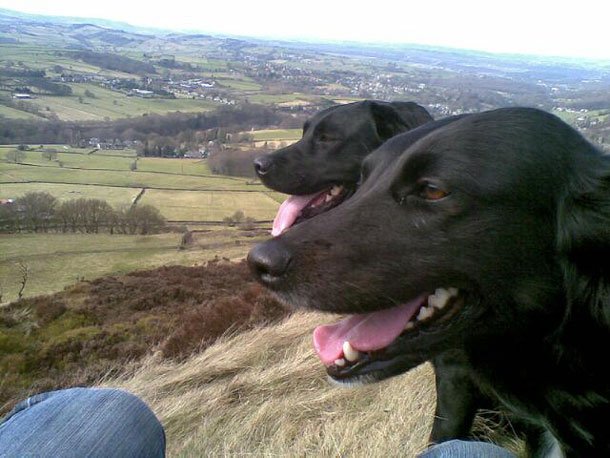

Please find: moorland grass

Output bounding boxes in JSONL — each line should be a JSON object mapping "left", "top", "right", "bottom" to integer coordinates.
{"left": 106, "top": 312, "right": 439, "bottom": 457}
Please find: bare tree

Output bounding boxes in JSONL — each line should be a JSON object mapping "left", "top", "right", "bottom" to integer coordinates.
{"left": 5, "top": 149, "right": 25, "bottom": 163}
{"left": 41, "top": 150, "right": 58, "bottom": 161}
{"left": 17, "top": 262, "right": 29, "bottom": 300}
{"left": 16, "top": 191, "right": 57, "bottom": 232}
{"left": 56, "top": 198, "right": 116, "bottom": 233}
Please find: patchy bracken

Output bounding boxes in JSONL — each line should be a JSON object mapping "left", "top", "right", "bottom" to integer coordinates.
{"left": 0, "top": 260, "right": 288, "bottom": 413}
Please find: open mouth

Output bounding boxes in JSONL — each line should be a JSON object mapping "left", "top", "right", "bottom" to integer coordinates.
{"left": 269, "top": 185, "right": 464, "bottom": 383}
{"left": 313, "top": 287, "right": 464, "bottom": 383}
{"left": 272, "top": 184, "right": 354, "bottom": 236}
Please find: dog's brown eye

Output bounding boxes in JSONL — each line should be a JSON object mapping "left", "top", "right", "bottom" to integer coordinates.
{"left": 317, "top": 133, "right": 338, "bottom": 143}
{"left": 417, "top": 181, "right": 449, "bottom": 201}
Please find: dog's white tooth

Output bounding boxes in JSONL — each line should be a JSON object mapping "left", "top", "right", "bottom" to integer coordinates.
{"left": 343, "top": 341, "right": 360, "bottom": 362}
{"left": 433, "top": 288, "right": 451, "bottom": 308}
{"left": 325, "top": 193, "right": 333, "bottom": 202}
{"left": 428, "top": 295, "right": 440, "bottom": 309}
{"left": 330, "top": 185, "right": 343, "bottom": 196}
{"left": 448, "top": 287, "right": 459, "bottom": 297}
{"left": 405, "top": 321, "right": 415, "bottom": 330}
{"left": 334, "top": 358, "right": 346, "bottom": 367}
{"left": 417, "top": 306, "right": 435, "bottom": 321}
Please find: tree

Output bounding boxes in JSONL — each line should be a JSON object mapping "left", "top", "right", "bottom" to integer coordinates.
{"left": 5, "top": 149, "right": 25, "bottom": 163}
{"left": 115, "top": 204, "right": 165, "bottom": 235}
{"left": 129, "top": 204, "right": 166, "bottom": 234}
{"left": 82, "top": 199, "right": 115, "bottom": 233}
{"left": 0, "top": 203, "right": 17, "bottom": 232}
{"left": 56, "top": 198, "right": 116, "bottom": 233}
{"left": 17, "top": 262, "right": 30, "bottom": 300}
{"left": 41, "top": 150, "right": 58, "bottom": 161}
{"left": 56, "top": 199, "right": 83, "bottom": 233}
{"left": 16, "top": 191, "right": 57, "bottom": 232}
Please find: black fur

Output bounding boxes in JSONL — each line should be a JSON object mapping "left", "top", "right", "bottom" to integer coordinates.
{"left": 255, "top": 101, "right": 487, "bottom": 446}
{"left": 249, "top": 107, "right": 610, "bottom": 457}
{"left": 253, "top": 100, "right": 432, "bottom": 195}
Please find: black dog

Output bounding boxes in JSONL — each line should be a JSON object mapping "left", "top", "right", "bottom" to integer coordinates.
{"left": 255, "top": 100, "right": 486, "bottom": 445}
{"left": 249, "top": 107, "right": 610, "bottom": 457}
{"left": 253, "top": 100, "right": 432, "bottom": 234}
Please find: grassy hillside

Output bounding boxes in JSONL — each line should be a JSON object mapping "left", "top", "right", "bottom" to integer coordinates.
{"left": 0, "top": 261, "right": 287, "bottom": 414}
{"left": 105, "top": 312, "right": 522, "bottom": 456}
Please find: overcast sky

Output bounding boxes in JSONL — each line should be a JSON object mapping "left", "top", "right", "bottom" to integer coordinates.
{"left": 1, "top": 0, "right": 609, "bottom": 60}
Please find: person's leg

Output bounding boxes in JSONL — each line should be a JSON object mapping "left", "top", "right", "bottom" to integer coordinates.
{"left": 0, "top": 387, "right": 165, "bottom": 457}
{"left": 418, "top": 439, "right": 517, "bottom": 458}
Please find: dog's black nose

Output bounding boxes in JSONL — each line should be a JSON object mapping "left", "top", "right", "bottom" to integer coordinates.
{"left": 253, "top": 155, "right": 274, "bottom": 177}
{"left": 247, "top": 239, "right": 292, "bottom": 284}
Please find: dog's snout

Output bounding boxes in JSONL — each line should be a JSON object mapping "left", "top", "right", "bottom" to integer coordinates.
{"left": 254, "top": 156, "right": 274, "bottom": 177}
{"left": 248, "top": 239, "right": 292, "bottom": 285}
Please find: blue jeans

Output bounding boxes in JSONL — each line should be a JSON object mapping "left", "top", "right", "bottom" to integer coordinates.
{"left": 418, "top": 439, "right": 517, "bottom": 457}
{"left": 0, "top": 388, "right": 165, "bottom": 457}
{"left": 0, "top": 388, "right": 514, "bottom": 457}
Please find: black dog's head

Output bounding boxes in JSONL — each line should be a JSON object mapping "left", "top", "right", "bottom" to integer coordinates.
{"left": 254, "top": 100, "right": 432, "bottom": 197}
{"left": 249, "top": 107, "right": 610, "bottom": 385}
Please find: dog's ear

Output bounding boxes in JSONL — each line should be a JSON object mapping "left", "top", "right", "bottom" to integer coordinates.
{"left": 557, "top": 169, "right": 610, "bottom": 325}
{"left": 367, "top": 101, "right": 412, "bottom": 142}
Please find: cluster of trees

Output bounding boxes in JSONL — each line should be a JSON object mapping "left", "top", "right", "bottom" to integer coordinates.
{"left": 0, "top": 104, "right": 293, "bottom": 151}
{"left": 208, "top": 148, "right": 263, "bottom": 178}
{"left": 0, "top": 192, "right": 166, "bottom": 235}
{"left": 1, "top": 67, "right": 73, "bottom": 96}
{"left": 72, "top": 51, "right": 156, "bottom": 75}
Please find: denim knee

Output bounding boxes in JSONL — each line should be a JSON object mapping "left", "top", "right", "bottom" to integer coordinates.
{"left": 0, "top": 387, "right": 165, "bottom": 457}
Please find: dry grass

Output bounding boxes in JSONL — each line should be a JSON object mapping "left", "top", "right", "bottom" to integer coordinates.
{"left": 104, "top": 312, "right": 438, "bottom": 457}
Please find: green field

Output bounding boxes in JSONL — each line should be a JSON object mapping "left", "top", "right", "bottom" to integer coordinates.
{"left": 1, "top": 161, "right": 262, "bottom": 191}
{"left": 0, "top": 142, "right": 282, "bottom": 300}
{"left": 0, "top": 104, "right": 43, "bottom": 120}
{"left": 28, "top": 84, "right": 219, "bottom": 121}
{"left": 0, "top": 45, "right": 129, "bottom": 76}
{"left": 1, "top": 146, "right": 273, "bottom": 199}
{"left": 0, "top": 182, "right": 140, "bottom": 207}
{"left": 250, "top": 129, "right": 302, "bottom": 141}
{"left": 247, "top": 93, "right": 314, "bottom": 104}
{"left": 0, "top": 230, "right": 265, "bottom": 301}
{"left": 140, "top": 189, "right": 279, "bottom": 221}
{"left": 216, "top": 77, "right": 262, "bottom": 91}
{"left": 90, "top": 149, "right": 138, "bottom": 158}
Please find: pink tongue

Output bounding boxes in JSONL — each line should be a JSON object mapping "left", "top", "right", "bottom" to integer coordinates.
{"left": 271, "top": 193, "right": 320, "bottom": 236}
{"left": 312, "top": 296, "right": 426, "bottom": 366}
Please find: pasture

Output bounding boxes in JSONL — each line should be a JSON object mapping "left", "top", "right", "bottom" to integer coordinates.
{"left": 140, "top": 189, "right": 279, "bottom": 221}
{"left": 0, "top": 228, "right": 267, "bottom": 301}
{"left": 0, "top": 143, "right": 287, "bottom": 300}
{"left": 250, "top": 128, "right": 302, "bottom": 141}
{"left": 29, "top": 84, "right": 219, "bottom": 121}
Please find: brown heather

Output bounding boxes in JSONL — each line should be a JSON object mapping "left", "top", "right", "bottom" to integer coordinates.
{"left": 0, "top": 260, "right": 287, "bottom": 413}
